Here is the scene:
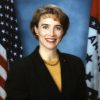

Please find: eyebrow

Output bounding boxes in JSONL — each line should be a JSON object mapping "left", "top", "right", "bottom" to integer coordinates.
{"left": 41, "top": 24, "right": 48, "bottom": 26}
{"left": 40, "top": 24, "right": 62, "bottom": 27}
{"left": 55, "top": 25, "right": 63, "bottom": 27}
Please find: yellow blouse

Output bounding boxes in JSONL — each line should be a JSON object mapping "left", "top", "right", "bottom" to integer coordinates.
{"left": 45, "top": 61, "right": 62, "bottom": 92}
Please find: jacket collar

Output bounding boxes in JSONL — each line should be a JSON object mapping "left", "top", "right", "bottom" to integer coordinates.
{"left": 29, "top": 46, "right": 70, "bottom": 94}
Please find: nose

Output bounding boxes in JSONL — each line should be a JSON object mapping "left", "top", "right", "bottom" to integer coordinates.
{"left": 49, "top": 28, "right": 55, "bottom": 36}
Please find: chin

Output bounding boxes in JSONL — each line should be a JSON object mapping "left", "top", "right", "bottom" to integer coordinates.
{"left": 46, "top": 46, "right": 57, "bottom": 50}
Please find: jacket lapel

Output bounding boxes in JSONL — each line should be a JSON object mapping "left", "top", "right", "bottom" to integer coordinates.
{"left": 59, "top": 52, "right": 78, "bottom": 99}
{"left": 29, "top": 47, "right": 73, "bottom": 96}
{"left": 30, "top": 47, "right": 61, "bottom": 95}
{"left": 59, "top": 52, "right": 70, "bottom": 93}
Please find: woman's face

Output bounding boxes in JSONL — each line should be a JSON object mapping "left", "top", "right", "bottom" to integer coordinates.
{"left": 34, "top": 14, "right": 64, "bottom": 50}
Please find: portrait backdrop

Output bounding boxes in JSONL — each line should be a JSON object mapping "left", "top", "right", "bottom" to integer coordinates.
{"left": 15, "top": 0, "right": 91, "bottom": 64}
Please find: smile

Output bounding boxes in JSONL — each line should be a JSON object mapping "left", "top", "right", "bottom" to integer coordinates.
{"left": 45, "top": 38, "right": 56, "bottom": 42}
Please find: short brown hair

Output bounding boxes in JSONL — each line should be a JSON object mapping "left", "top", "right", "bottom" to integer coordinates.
{"left": 30, "top": 4, "right": 70, "bottom": 38}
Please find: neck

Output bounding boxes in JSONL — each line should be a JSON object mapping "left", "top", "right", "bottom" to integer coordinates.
{"left": 39, "top": 46, "right": 59, "bottom": 61}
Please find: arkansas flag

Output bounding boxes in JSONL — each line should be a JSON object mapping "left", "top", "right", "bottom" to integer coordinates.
{"left": 85, "top": 0, "right": 100, "bottom": 100}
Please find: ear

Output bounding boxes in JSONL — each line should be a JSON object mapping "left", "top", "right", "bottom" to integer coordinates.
{"left": 34, "top": 26, "right": 39, "bottom": 35}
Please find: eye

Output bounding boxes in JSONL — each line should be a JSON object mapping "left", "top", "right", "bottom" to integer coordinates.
{"left": 42, "top": 25, "right": 48, "bottom": 29}
{"left": 55, "top": 26, "right": 63, "bottom": 31}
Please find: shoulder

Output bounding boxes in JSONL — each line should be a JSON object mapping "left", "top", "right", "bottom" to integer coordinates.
{"left": 8, "top": 46, "right": 40, "bottom": 73}
{"left": 60, "top": 52, "right": 85, "bottom": 72}
{"left": 60, "top": 52, "right": 83, "bottom": 63}
{"left": 7, "top": 53, "right": 35, "bottom": 85}
{"left": 60, "top": 53, "right": 86, "bottom": 82}
{"left": 9, "top": 57, "right": 28, "bottom": 68}
{"left": 9, "top": 51, "right": 35, "bottom": 72}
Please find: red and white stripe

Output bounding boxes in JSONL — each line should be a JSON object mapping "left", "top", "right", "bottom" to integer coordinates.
{"left": 0, "top": 44, "right": 8, "bottom": 100}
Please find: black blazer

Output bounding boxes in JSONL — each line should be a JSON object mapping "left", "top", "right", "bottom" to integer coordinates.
{"left": 5, "top": 47, "right": 88, "bottom": 100}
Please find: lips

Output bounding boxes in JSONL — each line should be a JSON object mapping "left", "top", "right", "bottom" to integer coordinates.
{"left": 45, "top": 38, "right": 56, "bottom": 42}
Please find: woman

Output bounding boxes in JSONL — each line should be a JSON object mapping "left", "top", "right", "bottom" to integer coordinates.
{"left": 5, "top": 4, "right": 88, "bottom": 100}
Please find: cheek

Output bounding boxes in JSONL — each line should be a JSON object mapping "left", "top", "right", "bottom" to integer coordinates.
{"left": 38, "top": 30, "right": 46, "bottom": 37}
{"left": 57, "top": 32, "right": 63, "bottom": 38}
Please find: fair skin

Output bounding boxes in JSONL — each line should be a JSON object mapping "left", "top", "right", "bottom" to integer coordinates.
{"left": 34, "top": 14, "right": 64, "bottom": 61}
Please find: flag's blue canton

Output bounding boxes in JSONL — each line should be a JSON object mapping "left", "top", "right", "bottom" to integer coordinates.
{"left": 0, "top": 0, "right": 23, "bottom": 62}
{"left": 89, "top": 17, "right": 98, "bottom": 30}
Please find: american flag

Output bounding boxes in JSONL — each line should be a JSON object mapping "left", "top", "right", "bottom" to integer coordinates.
{"left": 0, "top": 0, "right": 23, "bottom": 62}
{"left": 0, "top": 0, "right": 23, "bottom": 99}
{"left": 85, "top": 0, "right": 100, "bottom": 100}
{"left": 0, "top": 44, "right": 8, "bottom": 100}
